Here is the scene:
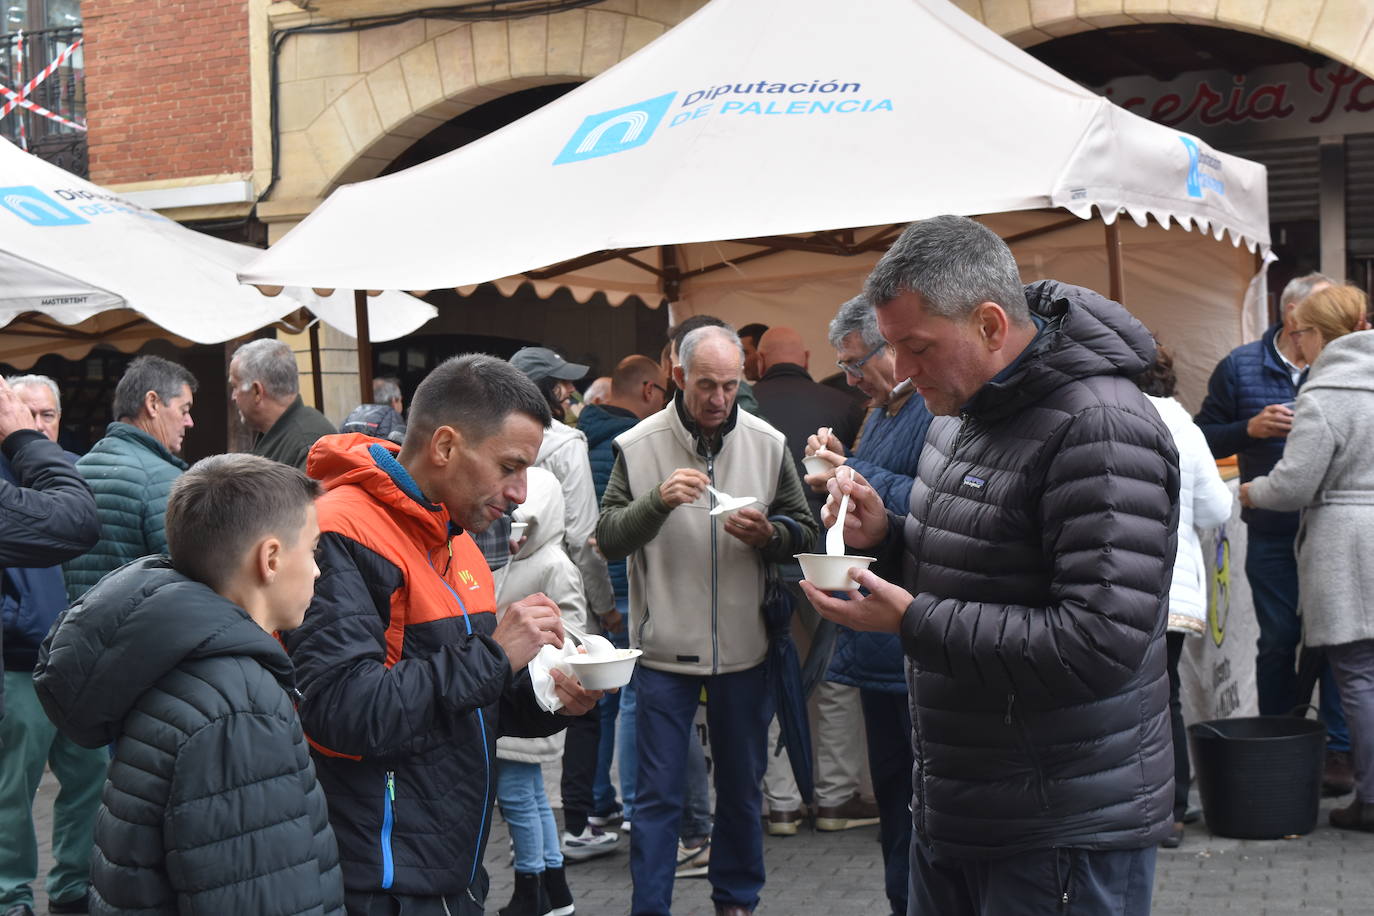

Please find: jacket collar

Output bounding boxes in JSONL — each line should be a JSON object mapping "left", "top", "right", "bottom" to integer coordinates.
{"left": 309, "top": 434, "right": 454, "bottom": 550}
{"left": 1260, "top": 322, "right": 1296, "bottom": 379}
{"left": 961, "top": 280, "right": 1154, "bottom": 422}
{"left": 759, "top": 363, "right": 811, "bottom": 382}
{"left": 105, "top": 422, "right": 188, "bottom": 470}
{"left": 262, "top": 395, "right": 307, "bottom": 440}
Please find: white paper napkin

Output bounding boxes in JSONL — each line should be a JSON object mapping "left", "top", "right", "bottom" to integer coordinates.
{"left": 529, "top": 641, "right": 580, "bottom": 713}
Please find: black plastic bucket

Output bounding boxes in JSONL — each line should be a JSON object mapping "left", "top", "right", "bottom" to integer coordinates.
{"left": 1187, "top": 715, "right": 1326, "bottom": 839}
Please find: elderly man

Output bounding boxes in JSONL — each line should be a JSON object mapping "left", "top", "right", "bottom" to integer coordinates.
{"left": 63, "top": 356, "right": 197, "bottom": 601}
{"left": 230, "top": 338, "right": 336, "bottom": 470}
{"left": 1195, "top": 272, "right": 1351, "bottom": 793}
{"left": 341, "top": 376, "right": 407, "bottom": 444}
{"left": 805, "top": 296, "right": 932, "bottom": 513}
{"left": 805, "top": 216, "right": 1178, "bottom": 916}
{"left": 598, "top": 326, "right": 817, "bottom": 916}
{"left": 0, "top": 377, "right": 101, "bottom": 916}
{"left": 284, "top": 354, "right": 601, "bottom": 915}
{"left": 7, "top": 376, "right": 62, "bottom": 444}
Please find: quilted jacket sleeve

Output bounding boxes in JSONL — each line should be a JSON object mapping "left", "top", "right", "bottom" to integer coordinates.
{"left": 284, "top": 532, "right": 514, "bottom": 760}
{"left": 0, "top": 430, "right": 99, "bottom": 567}
{"left": 164, "top": 700, "right": 342, "bottom": 915}
{"left": 900, "top": 404, "right": 1179, "bottom": 706}
{"left": 1194, "top": 355, "right": 1251, "bottom": 460}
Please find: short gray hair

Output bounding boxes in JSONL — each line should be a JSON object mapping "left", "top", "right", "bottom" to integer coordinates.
{"left": 864, "top": 215, "right": 1028, "bottom": 324}
{"left": 1279, "top": 272, "right": 1336, "bottom": 310}
{"left": 112, "top": 356, "right": 198, "bottom": 422}
{"left": 679, "top": 325, "right": 743, "bottom": 375}
{"left": 827, "top": 295, "right": 885, "bottom": 351}
{"left": 7, "top": 374, "right": 60, "bottom": 411}
{"left": 373, "top": 376, "right": 402, "bottom": 404}
{"left": 232, "top": 338, "right": 299, "bottom": 401}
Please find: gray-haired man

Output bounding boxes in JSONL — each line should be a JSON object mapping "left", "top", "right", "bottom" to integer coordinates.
{"left": 805, "top": 215, "right": 1178, "bottom": 916}
{"left": 230, "top": 338, "right": 337, "bottom": 470}
{"left": 64, "top": 356, "right": 197, "bottom": 601}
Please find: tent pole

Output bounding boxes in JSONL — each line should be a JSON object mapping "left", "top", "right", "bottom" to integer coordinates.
{"left": 308, "top": 316, "right": 325, "bottom": 410}
{"left": 354, "top": 289, "right": 373, "bottom": 406}
{"left": 1105, "top": 218, "right": 1125, "bottom": 303}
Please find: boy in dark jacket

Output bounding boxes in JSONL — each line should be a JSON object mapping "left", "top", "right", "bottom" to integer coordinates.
{"left": 35, "top": 454, "right": 345, "bottom": 916}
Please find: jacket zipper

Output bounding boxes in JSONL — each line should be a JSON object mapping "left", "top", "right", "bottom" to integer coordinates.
{"left": 381, "top": 770, "right": 396, "bottom": 888}
{"left": 908, "top": 414, "right": 971, "bottom": 837}
{"left": 435, "top": 572, "right": 493, "bottom": 892}
{"left": 707, "top": 451, "right": 719, "bottom": 674}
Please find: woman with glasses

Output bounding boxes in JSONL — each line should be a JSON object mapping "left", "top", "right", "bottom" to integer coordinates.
{"left": 1243, "top": 285, "right": 1374, "bottom": 833}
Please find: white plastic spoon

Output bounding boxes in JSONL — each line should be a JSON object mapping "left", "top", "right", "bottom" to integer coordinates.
{"left": 706, "top": 484, "right": 759, "bottom": 516}
{"left": 564, "top": 620, "right": 615, "bottom": 657}
{"left": 826, "top": 468, "right": 853, "bottom": 557}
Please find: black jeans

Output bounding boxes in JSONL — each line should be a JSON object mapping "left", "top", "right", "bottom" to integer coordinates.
{"left": 1165, "top": 631, "right": 1190, "bottom": 822}
{"left": 909, "top": 841, "right": 1156, "bottom": 916}
{"left": 858, "top": 687, "right": 913, "bottom": 916}
{"left": 560, "top": 699, "right": 601, "bottom": 834}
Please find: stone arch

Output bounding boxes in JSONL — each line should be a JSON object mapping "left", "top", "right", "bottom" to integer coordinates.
{"left": 969, "top": 0, "right": 1374, "bottom": 72}
{"left": 271, "top": 4, "right": 705, "bottom": 211}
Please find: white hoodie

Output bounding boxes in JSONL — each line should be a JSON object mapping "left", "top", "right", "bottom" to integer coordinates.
{"left": 495, "top": 467, "right": 588, "bottom": 764}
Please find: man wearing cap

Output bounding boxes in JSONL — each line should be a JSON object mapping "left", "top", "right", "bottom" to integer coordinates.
{"left": 510, "top": 346, "right": 621, "bottom": 860}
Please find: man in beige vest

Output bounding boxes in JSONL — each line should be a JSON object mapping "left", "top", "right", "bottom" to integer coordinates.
{"left": 598, "top": 326, "right": 816, "bottom": 916}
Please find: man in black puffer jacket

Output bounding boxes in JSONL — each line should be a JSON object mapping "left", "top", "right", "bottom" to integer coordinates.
{"left": 36, "top": 454, "right": 344, "bottom": 916}
{"left": 804, "top": 216, "right": 1178, "bottom": 916}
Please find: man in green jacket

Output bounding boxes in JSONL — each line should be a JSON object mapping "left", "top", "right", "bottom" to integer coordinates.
{"left": 598, "top": 325, "right": 816, "bottom": 916}
{"left": 64, "top": 356, "right": 196, "bottom": 602}
{"left": 230, "top": 338, "right": 337, "bottom": 470}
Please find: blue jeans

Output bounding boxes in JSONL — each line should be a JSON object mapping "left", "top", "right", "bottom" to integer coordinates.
{"left": 630, "top": 664, "right": 772, "bottom": 916}
{"left": 682, "top": 725, "right": 712, "bottom": 841}
{"left": 496, "top": 760, "right": 562, "bottom": 873}
{"left": 910, "top": 841, "right": 1156, "bottom": 916}
{"left": 1247, "top": 529, "right": 1349, "bottom": 749}
{"left": 593, "top": 612, "right": 638, "bottom": 820}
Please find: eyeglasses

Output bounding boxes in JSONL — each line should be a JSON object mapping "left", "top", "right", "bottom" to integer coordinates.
{"left": 646, "top": 381, "right": 668, "bottom": 399}
{"left": 836, "top": 342, "right": 887, "bottom": 379}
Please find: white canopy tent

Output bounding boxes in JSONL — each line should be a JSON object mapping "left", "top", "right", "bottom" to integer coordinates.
{"left": 240, "top": 0, "right": 1271, "bottom": 408}
{"left": 0, "top": 137, "right": 436, "bottom": 373}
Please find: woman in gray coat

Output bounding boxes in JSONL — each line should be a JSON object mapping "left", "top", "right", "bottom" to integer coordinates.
{"left": 1243, "top": 284, "right": 1374, "bottom": 832}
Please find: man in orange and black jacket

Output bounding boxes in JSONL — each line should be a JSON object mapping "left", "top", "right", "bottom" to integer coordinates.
{"left": 284, "top": 355, "right": 604, "bottom": 916}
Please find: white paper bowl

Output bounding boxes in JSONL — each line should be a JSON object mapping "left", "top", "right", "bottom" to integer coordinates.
{"left": 563, "top": 648, "right": 643, "bottom": 690}
{"left": 795, "top": 553, "right": 876, "bottom": 591}
{"left": 802, "top": 455, "right": 832, "bottom": 477}
{"left": 510, "top": 521, "right": 529, "bottom": 538}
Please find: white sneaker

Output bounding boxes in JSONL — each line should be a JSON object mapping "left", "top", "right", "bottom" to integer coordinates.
{"left": 561, "top": 826, "right": 620, "bottom": 861}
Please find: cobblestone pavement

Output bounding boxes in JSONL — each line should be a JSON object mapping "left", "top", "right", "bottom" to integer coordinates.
{"left": 29, "top": 772, "right": 1374, "bottom": 914}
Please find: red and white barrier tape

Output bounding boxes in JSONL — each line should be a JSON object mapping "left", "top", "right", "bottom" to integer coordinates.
{"left": 0, "top": 33, "right": 86, "bottom": 133}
